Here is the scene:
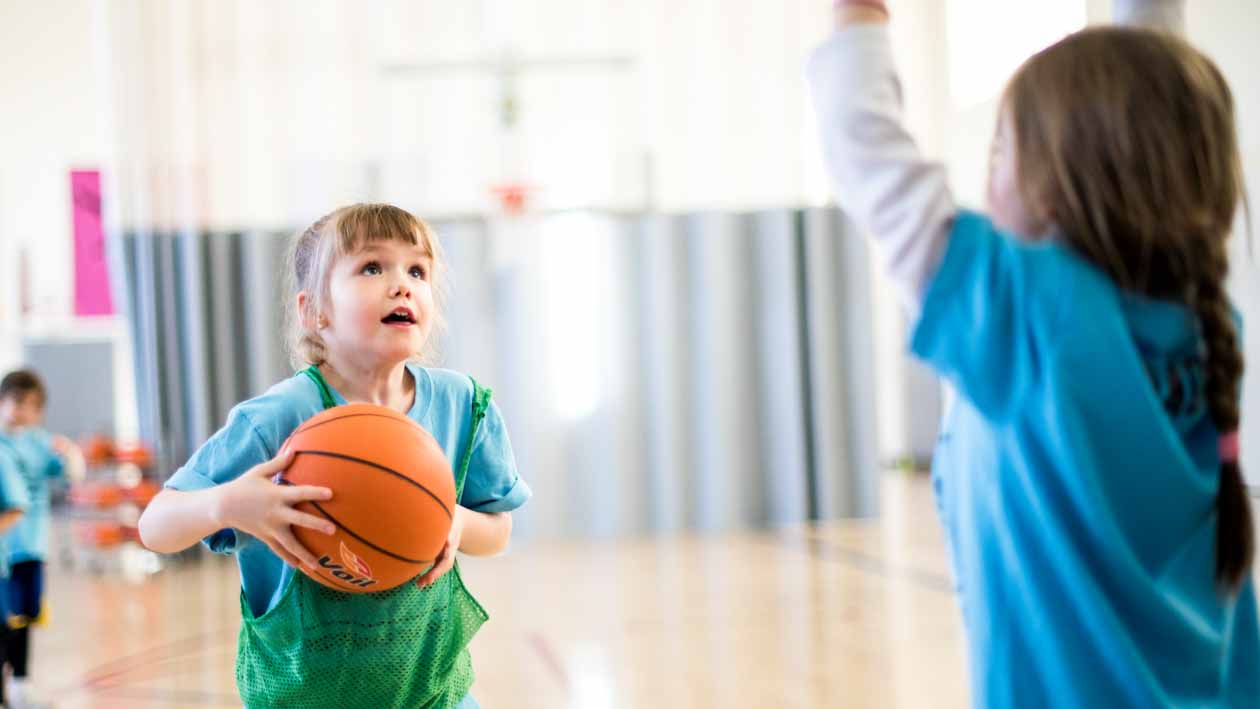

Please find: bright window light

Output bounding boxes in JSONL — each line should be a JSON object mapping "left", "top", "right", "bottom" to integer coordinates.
{"left": 947, "top": 0, "right": 1087, "bottom": 108}
{"left": 541, "top": 212, "right": 612, "bottom": 421}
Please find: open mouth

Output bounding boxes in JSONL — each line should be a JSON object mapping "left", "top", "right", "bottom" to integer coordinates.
{"left": 381, "top": 307, "right": 416, "bottom": 325}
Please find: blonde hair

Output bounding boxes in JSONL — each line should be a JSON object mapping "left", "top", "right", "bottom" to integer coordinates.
{"left": 1006, "top": 27, "right": 1251, "bottom": 589}
{"left": 285, "top": 203, "right": 447, "bottom": 368}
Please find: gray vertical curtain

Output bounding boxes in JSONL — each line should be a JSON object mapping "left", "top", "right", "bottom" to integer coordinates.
{"left": 116, "top": 207, "right": 882, "bottom": 539}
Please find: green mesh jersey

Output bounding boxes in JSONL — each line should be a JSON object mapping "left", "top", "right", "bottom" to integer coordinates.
{"left": 235, "top": 366, "right": 491, "bottom": 708}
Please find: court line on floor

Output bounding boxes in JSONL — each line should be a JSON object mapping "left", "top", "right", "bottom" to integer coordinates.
{"left": 525, "top": 630, "right": 572, "bottom": 693}
{"left": 86, "top": 686, "right": 241, "bottom": 706}
{"left": 68, "top": 627, "right": 576, "bottom": 703}
{"left": 56, "top": 630, "right": 236, "bottom": 700}
{"left": 771, "top": 534, "right": 955, "bottom": 594}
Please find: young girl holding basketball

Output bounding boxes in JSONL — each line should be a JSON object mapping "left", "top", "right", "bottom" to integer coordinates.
{"left": 812, "top": 0, "right": 1256, "bottom": 705}
{"left": 138, "top": 203, "right": 530, "bottom": 708}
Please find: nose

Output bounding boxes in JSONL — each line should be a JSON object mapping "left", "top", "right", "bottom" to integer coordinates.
{"left": 390, "top": 274, "right": 411, "bottom": 299}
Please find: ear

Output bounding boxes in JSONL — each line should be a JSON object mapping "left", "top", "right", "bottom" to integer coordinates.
{"left": 297, "top": 292, "right": 327, "bottom": 331}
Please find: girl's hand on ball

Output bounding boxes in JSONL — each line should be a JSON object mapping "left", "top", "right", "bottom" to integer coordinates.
{"left": 416, "top": 506, "right": 466, "bottom": 589}
{"left": 213, "top": 448, "right": 335, "bottom": 570}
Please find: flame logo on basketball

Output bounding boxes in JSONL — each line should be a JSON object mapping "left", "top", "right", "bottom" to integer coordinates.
{"left": 339, "top": 541, "right": 373, "bottom": 579}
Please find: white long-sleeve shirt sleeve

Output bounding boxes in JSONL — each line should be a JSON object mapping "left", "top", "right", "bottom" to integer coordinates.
{"left": 1112, "top": 0, "right": 1185, "bottom": 34}
{"left": 806, "top": 25, "right": 956, "bottom": 316}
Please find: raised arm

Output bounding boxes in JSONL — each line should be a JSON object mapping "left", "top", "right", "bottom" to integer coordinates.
{"left": 1113, "top": 0, "right": 1185, "bottom": 34}
{"left": 806, "top": 2, "right": 956, "bottom": 314}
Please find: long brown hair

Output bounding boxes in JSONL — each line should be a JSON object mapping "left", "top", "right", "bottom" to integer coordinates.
{"left": 1006, "top": 27, "right": 1252, "bottom": 590}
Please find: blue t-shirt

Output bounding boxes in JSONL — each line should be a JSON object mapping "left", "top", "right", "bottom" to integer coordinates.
{"left": 911, "top": 210, "right": 1259, "bottom": 707}
{"left": 0, "top": 438, "right": 33, "bottom": 580}
{"left": 1, "top": 428, "right": 65, "bottom": 564}
{"left": 164, "top": 364, "right": 531, "bottom": 618}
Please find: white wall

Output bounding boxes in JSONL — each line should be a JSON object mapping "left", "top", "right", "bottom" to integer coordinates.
{"left": 98, "top": 0, "right": 841, "bottom": 226}
{"left": 0, "top": 0, "right": 136, "bottom": 438}
{"left": 1185, "top": 2, "right": 1260, "bottom": 483}
{"left": 0, "top": 0, "right": 109, "bottom": 350}
{"left": 4, "top": 0, "right": 1259, "bottom": 472}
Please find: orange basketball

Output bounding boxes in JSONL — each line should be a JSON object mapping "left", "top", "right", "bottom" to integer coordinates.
{"left": 277, "top": 403, "right": 455, "bottom": 593}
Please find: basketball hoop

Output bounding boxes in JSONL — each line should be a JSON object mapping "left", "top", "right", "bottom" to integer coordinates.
{"left": 489, "top": 182, "right": 535, "bottom": 217}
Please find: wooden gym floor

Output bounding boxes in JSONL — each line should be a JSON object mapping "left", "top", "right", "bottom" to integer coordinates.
{"left": 25, "top": 474, "right": 972, "bottom": 707}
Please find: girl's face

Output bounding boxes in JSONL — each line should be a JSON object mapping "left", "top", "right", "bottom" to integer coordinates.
{"left": 987, "top": 107, "right": 1040, "bottom": 238}
{"left": 313, "top": 238, "right": 435, "bottom": 368}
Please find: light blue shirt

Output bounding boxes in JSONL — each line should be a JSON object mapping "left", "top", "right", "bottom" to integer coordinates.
{"left": 0, "top": 428, "right": 65, "bottom": 564}
{"left": 0, "top": 437, "right": 33, "bottom": 578}
{"left": 912, "top": 210, "right": 1259, "bottom": 707}
{"left": 165, "top": 364, "right": 531, "bottom": 618}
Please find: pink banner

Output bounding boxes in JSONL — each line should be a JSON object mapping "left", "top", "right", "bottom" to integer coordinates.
{"left": 71, "top": 169, "right": 114, "bottom": 315}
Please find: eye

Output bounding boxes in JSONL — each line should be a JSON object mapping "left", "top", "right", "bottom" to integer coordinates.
{"left": 361, "top": 261, "right": 382, "bottom": 276}
{"left": 410, "top": 265, "right": 427, "bottom": 279}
